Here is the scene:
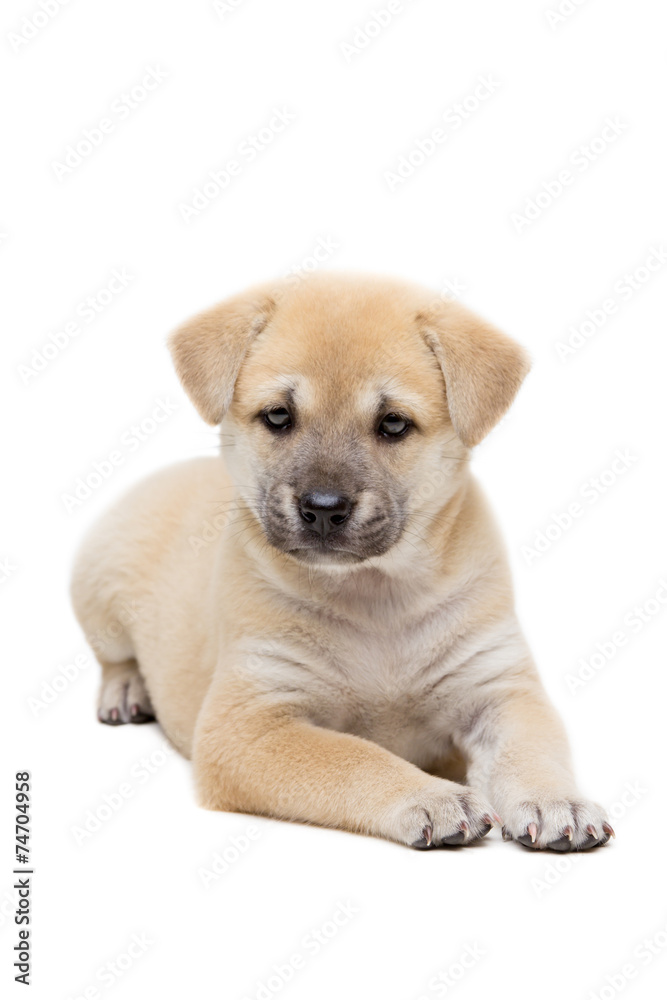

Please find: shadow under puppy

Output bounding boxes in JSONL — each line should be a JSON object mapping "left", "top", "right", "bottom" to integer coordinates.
{"left": 71, "top": 272, "right": 613, "bottom": 851}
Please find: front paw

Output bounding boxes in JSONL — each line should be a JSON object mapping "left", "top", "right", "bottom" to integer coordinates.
{"left": 500, "top": 796, "right": 614, "bottom": 851}
{"left": 385, "top": 779, "right": 500, "bottom": 850}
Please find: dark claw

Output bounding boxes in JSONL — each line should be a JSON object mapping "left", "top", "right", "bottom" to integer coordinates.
{"left": 412, "top": 824, "right": 434, "bottom": 850}
{"left": 516, "top": 820, "right": 539, "bottom": 848}
{"left": 475, "top": 823, "right": 493, "bottom": 841}
{"left": 130, "top": 705, "right": 156, "bottom": 724}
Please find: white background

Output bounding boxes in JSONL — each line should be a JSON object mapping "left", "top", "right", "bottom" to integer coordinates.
{"left": 2, "top": 0, "right": 666, "bottom": 998}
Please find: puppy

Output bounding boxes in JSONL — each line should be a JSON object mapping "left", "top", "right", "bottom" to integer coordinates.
{"left": 71, "top": 272, "right": 613, "bottom": 851}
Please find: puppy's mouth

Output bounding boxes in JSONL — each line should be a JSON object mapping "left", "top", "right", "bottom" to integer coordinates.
{"left": 286, "top": 545, "right": 366, "bottom": 566}
{"left": 279, "top": 520, "right": 382, "bottom": 565}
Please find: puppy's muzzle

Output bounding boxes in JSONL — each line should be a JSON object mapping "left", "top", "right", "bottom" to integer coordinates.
{"left": 298, "top": 490, "right": 352, "bottom": 540}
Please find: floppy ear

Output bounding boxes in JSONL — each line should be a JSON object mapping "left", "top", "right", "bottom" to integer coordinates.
{"left": 168, "top": 284, "right": 277, "bottom": 425}
{"left": 419, "top": 300, "right": 531, "bottom": 447}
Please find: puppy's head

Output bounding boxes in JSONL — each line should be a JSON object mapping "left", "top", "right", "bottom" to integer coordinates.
{"left": 170, "top": 274, "right": 529, "bottom": 568}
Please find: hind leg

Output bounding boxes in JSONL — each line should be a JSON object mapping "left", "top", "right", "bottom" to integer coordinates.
{"left": 97, "top": 659, "right": 155, "bottom": 726}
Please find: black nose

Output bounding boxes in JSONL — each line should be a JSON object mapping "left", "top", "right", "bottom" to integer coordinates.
{"left": 298, "top": 491, "right": 352, "bottom": 538}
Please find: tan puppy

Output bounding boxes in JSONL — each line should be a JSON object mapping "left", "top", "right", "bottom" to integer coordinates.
{"left": 71, "top": 273, "right": 613, "bottom": 851}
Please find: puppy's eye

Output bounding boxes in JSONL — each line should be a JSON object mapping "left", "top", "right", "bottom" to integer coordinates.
{"left": 264, "top": 407, "right": 292, "bottom": 430}
{"left": 378, "top": 413, "right": 409, "bottom": 438}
